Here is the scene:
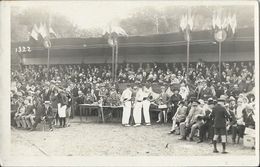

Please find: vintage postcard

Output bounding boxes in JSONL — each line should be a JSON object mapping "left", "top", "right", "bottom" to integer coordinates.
{"left": 0, "top": 0, "right": 259, "bottom": 166}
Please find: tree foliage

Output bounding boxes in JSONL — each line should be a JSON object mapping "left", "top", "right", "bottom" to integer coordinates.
{"left": 11, "top": 5, "right": 254, "bottom": 42}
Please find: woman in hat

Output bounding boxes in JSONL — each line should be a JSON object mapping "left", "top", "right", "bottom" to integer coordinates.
{"left": 169, "top": 87, "right": 182, "bottom": 122}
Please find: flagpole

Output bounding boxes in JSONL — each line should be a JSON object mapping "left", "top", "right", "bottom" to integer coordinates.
{"left": 47, "top": 48, "right": 50, "bottom": 80}
{"left": 47, "top": 12, "right": 51, "bottom": 80}
{"left": 115, "top": 40, "right": 118, "bottom": 82}
{"left": 112, "top": 41, "right": 115, "bottom": 82}
{"left": 218, "top": 41, "right": 222, "bottom": 82}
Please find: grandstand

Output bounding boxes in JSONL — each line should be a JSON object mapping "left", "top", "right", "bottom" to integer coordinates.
{"left": 11, "top": 27, "right": 254, "bottom": 65}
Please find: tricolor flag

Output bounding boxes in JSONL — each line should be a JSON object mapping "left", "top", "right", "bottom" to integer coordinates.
{"left": 38, "top": 22, "right": 48, "bottom": 39}
{"left": 30, "top": 24, "right": 39, "bottom": 41}
{"left": 103, "top": 25, "right": 128, "bottom": 46}
{"left": 49, "top": 27, "right": 57, "bottom": 38}
{"left": 229, "top": 14, "right": 237, "bottom": 34}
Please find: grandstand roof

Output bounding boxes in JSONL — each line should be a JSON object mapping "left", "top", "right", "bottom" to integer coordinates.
{"left": 11, "top": 27, "right": 254, "bottom": 64}
{"left": 12, "top": 27, "right": 254, "bottom": 50}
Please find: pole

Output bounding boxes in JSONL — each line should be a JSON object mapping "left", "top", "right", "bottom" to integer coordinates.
{"left": 218, "top": 41, "right": 222, "bottom": 82}
{"left": 115, "top": 41, "right": 118, "bottom": 82}
{"left": 47, "top": 48, "right": 50, "bottom": 80}
{"left": 186, "top": 29, "right": 190, "bottom": 77}
{"left": 112, "top": 44, "right": 115, "bottom": 82}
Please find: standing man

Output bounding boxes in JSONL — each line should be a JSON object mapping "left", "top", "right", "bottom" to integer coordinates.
{"left": 133, "top": 84, "right": 143, "bottom": 126}
{"left": 142, "top": 83, "right": 152, "bottom": 126}
{"left": 42, "top": 101, "right": 54, "bottom": 131}
{"left": 121, "top": 84, "right": 132, "bottom": 126}
{"left": 211, "top": 97, "right": 230, "bottom": 153}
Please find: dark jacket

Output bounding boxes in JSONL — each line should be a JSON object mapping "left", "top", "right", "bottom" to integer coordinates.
{"left": 43, "top": 106, "right": 54, "bottom": 118}
{"left": 211, "top": 104, "right": 230, "bottom": 128}
{"left": 170, "top": 93, "right": 182, "bottom": 106}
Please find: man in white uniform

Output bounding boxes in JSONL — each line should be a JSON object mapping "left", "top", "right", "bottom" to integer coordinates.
{"left": 142, "top": 83, "right": 152, "bottom": 125}
{"left": 121, "top": 84, "right": 132, "bottom": 126}
{"left": 133, "top": 84, "right": 143, "bottom": 126}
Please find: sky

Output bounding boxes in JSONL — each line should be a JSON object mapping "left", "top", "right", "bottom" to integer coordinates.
{"left": 12, "top": 1, "right": 254, "bottom": 30}
{"left": 14, "top": 1, "right": 176, "bottom": 29}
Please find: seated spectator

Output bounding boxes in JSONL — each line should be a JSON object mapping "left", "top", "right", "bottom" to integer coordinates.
{"left": 198, "top": 99, "right": 215, "bottom": 143}
{"left": 155, "top": 86, "right": 170, "bottom": 123}
{"left": 22, "top": 99, "right": 37, "bottom": 130}
{"left": 179, "top": 100, "right": 204, "bottom": 141}
{"left": 168, "top": 101, "right": 188, "bottom": 134}
{"left": 14, "top": 99, "right": 26, "bottom": 128}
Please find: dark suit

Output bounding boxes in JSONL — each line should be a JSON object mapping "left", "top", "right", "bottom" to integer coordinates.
{"left": 169, "top": 93, "right": 182, "bottom": 121}
{"left": 199, "top": 109, "right": 214, "bottom": 141}
{"left": 212, "top": 104, "right": 230, "bottom": 135}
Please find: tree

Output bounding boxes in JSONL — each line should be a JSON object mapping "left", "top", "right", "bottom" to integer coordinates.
{"left": 11, "top": 7, "right": 103, "bottom": 42}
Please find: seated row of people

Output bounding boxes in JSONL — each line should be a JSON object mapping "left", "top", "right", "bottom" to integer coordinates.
{"left": 168, "top": 95, "right": 255, "bottom": 145}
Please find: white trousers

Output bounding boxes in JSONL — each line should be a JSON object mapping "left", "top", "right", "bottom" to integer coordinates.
{"left": 122, "top": 101, "right": 132, "bottom": 125}
{"left": 142, "top": 100, "right": 150, "bottom": 123}
{"left": 133, "top": 102, "right": 142, "bottom": 124}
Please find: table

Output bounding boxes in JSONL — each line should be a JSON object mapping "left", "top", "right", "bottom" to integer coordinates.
{"left": 79, "top": 104, "right": 101, "bottom": 123}
{"left": 79, "top": 104, "right": 123, "bottom": 123}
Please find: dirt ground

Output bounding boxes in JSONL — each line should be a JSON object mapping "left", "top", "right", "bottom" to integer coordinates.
{"left": 11, "top": 117, "right": 255, "bottom": 156}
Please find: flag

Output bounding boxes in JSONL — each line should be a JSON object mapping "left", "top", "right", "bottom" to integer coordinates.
{"left": 38, "top": 22, "right": 48, "bottom": 39}
{"left": 49, "top": 27, "right": 57, "bottom": 38}
{"left": 230, "top": 14, "right": 237, "bottom": 34}
{"left": 188, "top": 15, "right": 194, "bottom": 31}
{"left": 110, "top": 26, "right": 128, "bottom": 38}
{"left": 38, "top": 22, "right": 52, "bottom": 48}
{"left": 30, "top": 24, "right": 39, "bottom": 41}
{"left": 180, "top": 15, "right": 187, "bottom": 31}
{"left": 215, "top": 15, "right": 221, "bottom": 29}
{"left": 103, "top": 25, "right": 128, "bottom": 46}
{"left": 212, "top": 14, "right": 216, "bottom": 29}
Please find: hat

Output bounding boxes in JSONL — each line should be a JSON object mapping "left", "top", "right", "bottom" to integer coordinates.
{"left": 172, "top": 87, "right": 179, "bottom": 92}
{"left": 178, "top": 100, "right": 185, "bottom": 105}
{"left": 217, "top": 96, "right": 226, "bottom": 102}
{"left": 161, "top": 85, "right": 166, "bottom": 89}
{"left": 208, "top": 97, "right": 213, "bottom": 101}
{"left": 192, "top": 100, "right": 200, "bottom": 106}
{"left": 16, "top": 92, "right": 23, "bottom": 97}
{"left": 44, "top": 101, "right": 51, "bottom": 105}
{"left": 229, "top": 96, "right": 236, "bottom": 102}
{"left": 198, "top": 99, "right": 204, "bottom": 105}
{"left": 111, "top": 86, "right": 116, "bottom": 90}
{"left": 78, "top": 91, "right": 83, "bottom": 95}
{"left": 208, "top": 100, "right": 214, "bottom": 105}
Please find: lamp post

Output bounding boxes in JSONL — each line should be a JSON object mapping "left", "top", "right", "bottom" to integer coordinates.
{"left": 212, "top": 10, "right": 237, "bottom": 81}
{"left": 180, "top": 9, "right": 193, "bottom": 78}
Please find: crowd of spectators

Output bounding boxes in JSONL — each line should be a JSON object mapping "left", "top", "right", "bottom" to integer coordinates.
{"left": 10, "top": 60, "right": 255, "bottom": 146}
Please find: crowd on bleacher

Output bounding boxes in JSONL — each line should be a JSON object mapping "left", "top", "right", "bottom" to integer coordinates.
{"left": 11, "top": 60, "right": 255, "bottom": 151}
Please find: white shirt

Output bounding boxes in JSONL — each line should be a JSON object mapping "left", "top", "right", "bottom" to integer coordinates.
{"left": 135, "top": 89, "right": 144, "bottom": 102}
{"left": 142, "top": 87, "right": 152, "bottom": 98}
{"left": 236, "top": 105, "right": 245, "bottom": 119}
{"left": 121, "top": 88, "right": 132, "bottom": 102}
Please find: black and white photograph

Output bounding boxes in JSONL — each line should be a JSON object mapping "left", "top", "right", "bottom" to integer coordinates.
{"left": 0, "top": 0, "right": 259, "bottom": 166}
